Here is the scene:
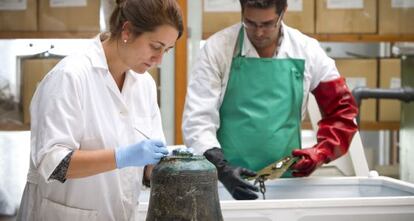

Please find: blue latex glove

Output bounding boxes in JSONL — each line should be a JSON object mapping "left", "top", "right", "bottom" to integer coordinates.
{"left": 115, "top": 139, "right": 168, "bottom": 169}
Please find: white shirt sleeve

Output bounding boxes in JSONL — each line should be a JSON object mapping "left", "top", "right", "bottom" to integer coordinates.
{"left": 30, "top": 65, "right": 84, "bottom": 182}
{"left": 306, "top": 38, "right": 340, "bottom": 91}
{"left": 182, "top": 38, "right": 228, "bottom": 155}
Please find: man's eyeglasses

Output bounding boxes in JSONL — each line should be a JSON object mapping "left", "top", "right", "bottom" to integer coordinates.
{"left": 242, "top": 11, "right": 284, "bottom": 31}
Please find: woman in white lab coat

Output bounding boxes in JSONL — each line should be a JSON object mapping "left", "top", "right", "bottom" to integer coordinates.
{"left": 16, "top": 0, "right": 183, "bottom": 220}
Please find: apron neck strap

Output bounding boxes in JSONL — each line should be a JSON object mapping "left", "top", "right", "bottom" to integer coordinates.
{"left": 234, "top": 27, "right": 245, "bottom": 57}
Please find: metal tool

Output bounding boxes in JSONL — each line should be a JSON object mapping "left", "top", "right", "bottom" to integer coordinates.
{"left": 247, "top": 156, "right": 298, "bottom": 199}
{"left": 134, "top": 127, "right": 178, "bottom": 157}
{"left": 134, "top": 127, "right": 150, "bottom": 139}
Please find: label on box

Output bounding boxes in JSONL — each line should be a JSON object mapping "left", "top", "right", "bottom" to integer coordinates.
{"left": 288, "top": 0, "right": 303, "bottom": 11}
{"left": 0, "top": 0, "right": 27, "bottom": 10}
{"left": 391, "top": 0, "right": 414, "bottom": 8}
{"left": 204, "top": 0, "right": 240, "bottom": 12}
{"left": 327, "top": 0, "right": 364, "bottom": 9}
{"left": 50, "top": 0, "right": 87, "bottom": 8}
{"left": 345, "top": 77, "right": 366, "bottom": 90}
{"left": 390, "top": 78, "right": 401, "bottom": 88}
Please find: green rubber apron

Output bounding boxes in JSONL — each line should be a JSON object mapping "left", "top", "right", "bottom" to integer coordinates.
{"left": 217, "top": 28, "right": 305, "bottom": 175}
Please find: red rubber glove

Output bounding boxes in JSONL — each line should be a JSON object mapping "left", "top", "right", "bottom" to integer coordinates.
{"left": 291, "top": 77, "right": 358, "bottom": 177}
{"left": 291, "top": 148, "right": 330, "bottom": 177}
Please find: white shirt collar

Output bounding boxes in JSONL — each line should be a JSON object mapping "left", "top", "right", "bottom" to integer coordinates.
{"left": 86, "top": 34, "right": 140, "bottom": 82}
{"left": 86, "top": 34, "right": 110, "bottom": 70}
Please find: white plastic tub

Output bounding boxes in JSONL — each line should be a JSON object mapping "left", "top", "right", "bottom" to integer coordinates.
{"left": 138, "top": 176, "right": 414, "bottom": 221}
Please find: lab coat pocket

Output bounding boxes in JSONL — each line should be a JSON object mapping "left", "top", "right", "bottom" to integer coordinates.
{"left": 40, "top": 198, "right": 97, "bottom": 221}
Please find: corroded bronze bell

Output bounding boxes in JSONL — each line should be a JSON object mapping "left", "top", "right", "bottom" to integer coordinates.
{"left": 146, "top": 150, "right": 223, "bottom": 221}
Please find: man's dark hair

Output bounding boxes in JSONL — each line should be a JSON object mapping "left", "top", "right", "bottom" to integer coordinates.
{"left": 239, "top": 0, "right": 287, "bottom": 15}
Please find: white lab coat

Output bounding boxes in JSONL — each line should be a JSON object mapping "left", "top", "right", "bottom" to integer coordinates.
{"left": 182, "top": 23, "right": 340, "bottom": 155}
{"left": 17, "top": 35, "right": 165, "bottom": 221}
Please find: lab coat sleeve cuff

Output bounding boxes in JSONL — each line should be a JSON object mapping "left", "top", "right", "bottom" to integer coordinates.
{"left": 191, "top": 139, "right": 221, "bottom": 156}
{"left": 37, "top": 145, "right": 73, "bottom": 183}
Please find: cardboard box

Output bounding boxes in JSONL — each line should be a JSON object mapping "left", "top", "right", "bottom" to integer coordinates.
{"left": 202, "top": 11, "right": 240, "bottom": 37}
{"left": 284, "top": 0, "right": 315, "bottom": 33}
{"left": 38, "top": 0, "right": 100, "bottom": 31}
{"left": 202, "top": 0, "right": 315, "bottom": 37}
{"left": 21, "top": 58, "right": 61, "bottom": 124}
{"left": 379, "top": 59, "right": 401, "bottom": 122}
{"left": 379, "top": 0, "right": 414, "bottom": 34}
{"left": 0, "top": 0, "right": 37, "bottom": 31}
{"left": 316, "top": 0, "right": 377, "bottom": 33}
{"left": 335, "top": 59, "right": 377, "bottom": 122}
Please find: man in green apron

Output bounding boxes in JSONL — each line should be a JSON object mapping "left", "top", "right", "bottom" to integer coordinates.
{"left": 183, "top": 0, "right": 358, "bottom": 200}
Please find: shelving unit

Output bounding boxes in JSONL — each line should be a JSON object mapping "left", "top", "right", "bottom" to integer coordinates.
{"left": 301, "top": 121, "right": 400, "bottom": 131}
{"left": 0, "top": 31, "right": 99, "bottom": 39}
{"left": 0, "top": 1, "right": 412, "bottom": 139}
{"left": 0, "top": 120, "right": 400, "bottom": 132}
{"left": 5, "top": 32, "right": 410, "bottom": 43}
{"left": 309, "top": 34, "right": 414, "bottom": 43}
{"left": 0, "top": 123, "right": 30, "bottom": 131}
{"left": 0, "top": 31, "right": 406, "bottom": 132}
{"left": 202, "top": 33, "right": 414, "bottom": 43}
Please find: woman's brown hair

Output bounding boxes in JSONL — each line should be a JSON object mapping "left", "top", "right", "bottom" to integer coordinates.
{"left": 109, "top": 0, "right": 183, "bottom": 39}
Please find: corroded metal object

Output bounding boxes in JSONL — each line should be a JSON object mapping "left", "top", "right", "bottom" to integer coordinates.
{"left": 146, "top": 150, "right": 223, "bottom": 221}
